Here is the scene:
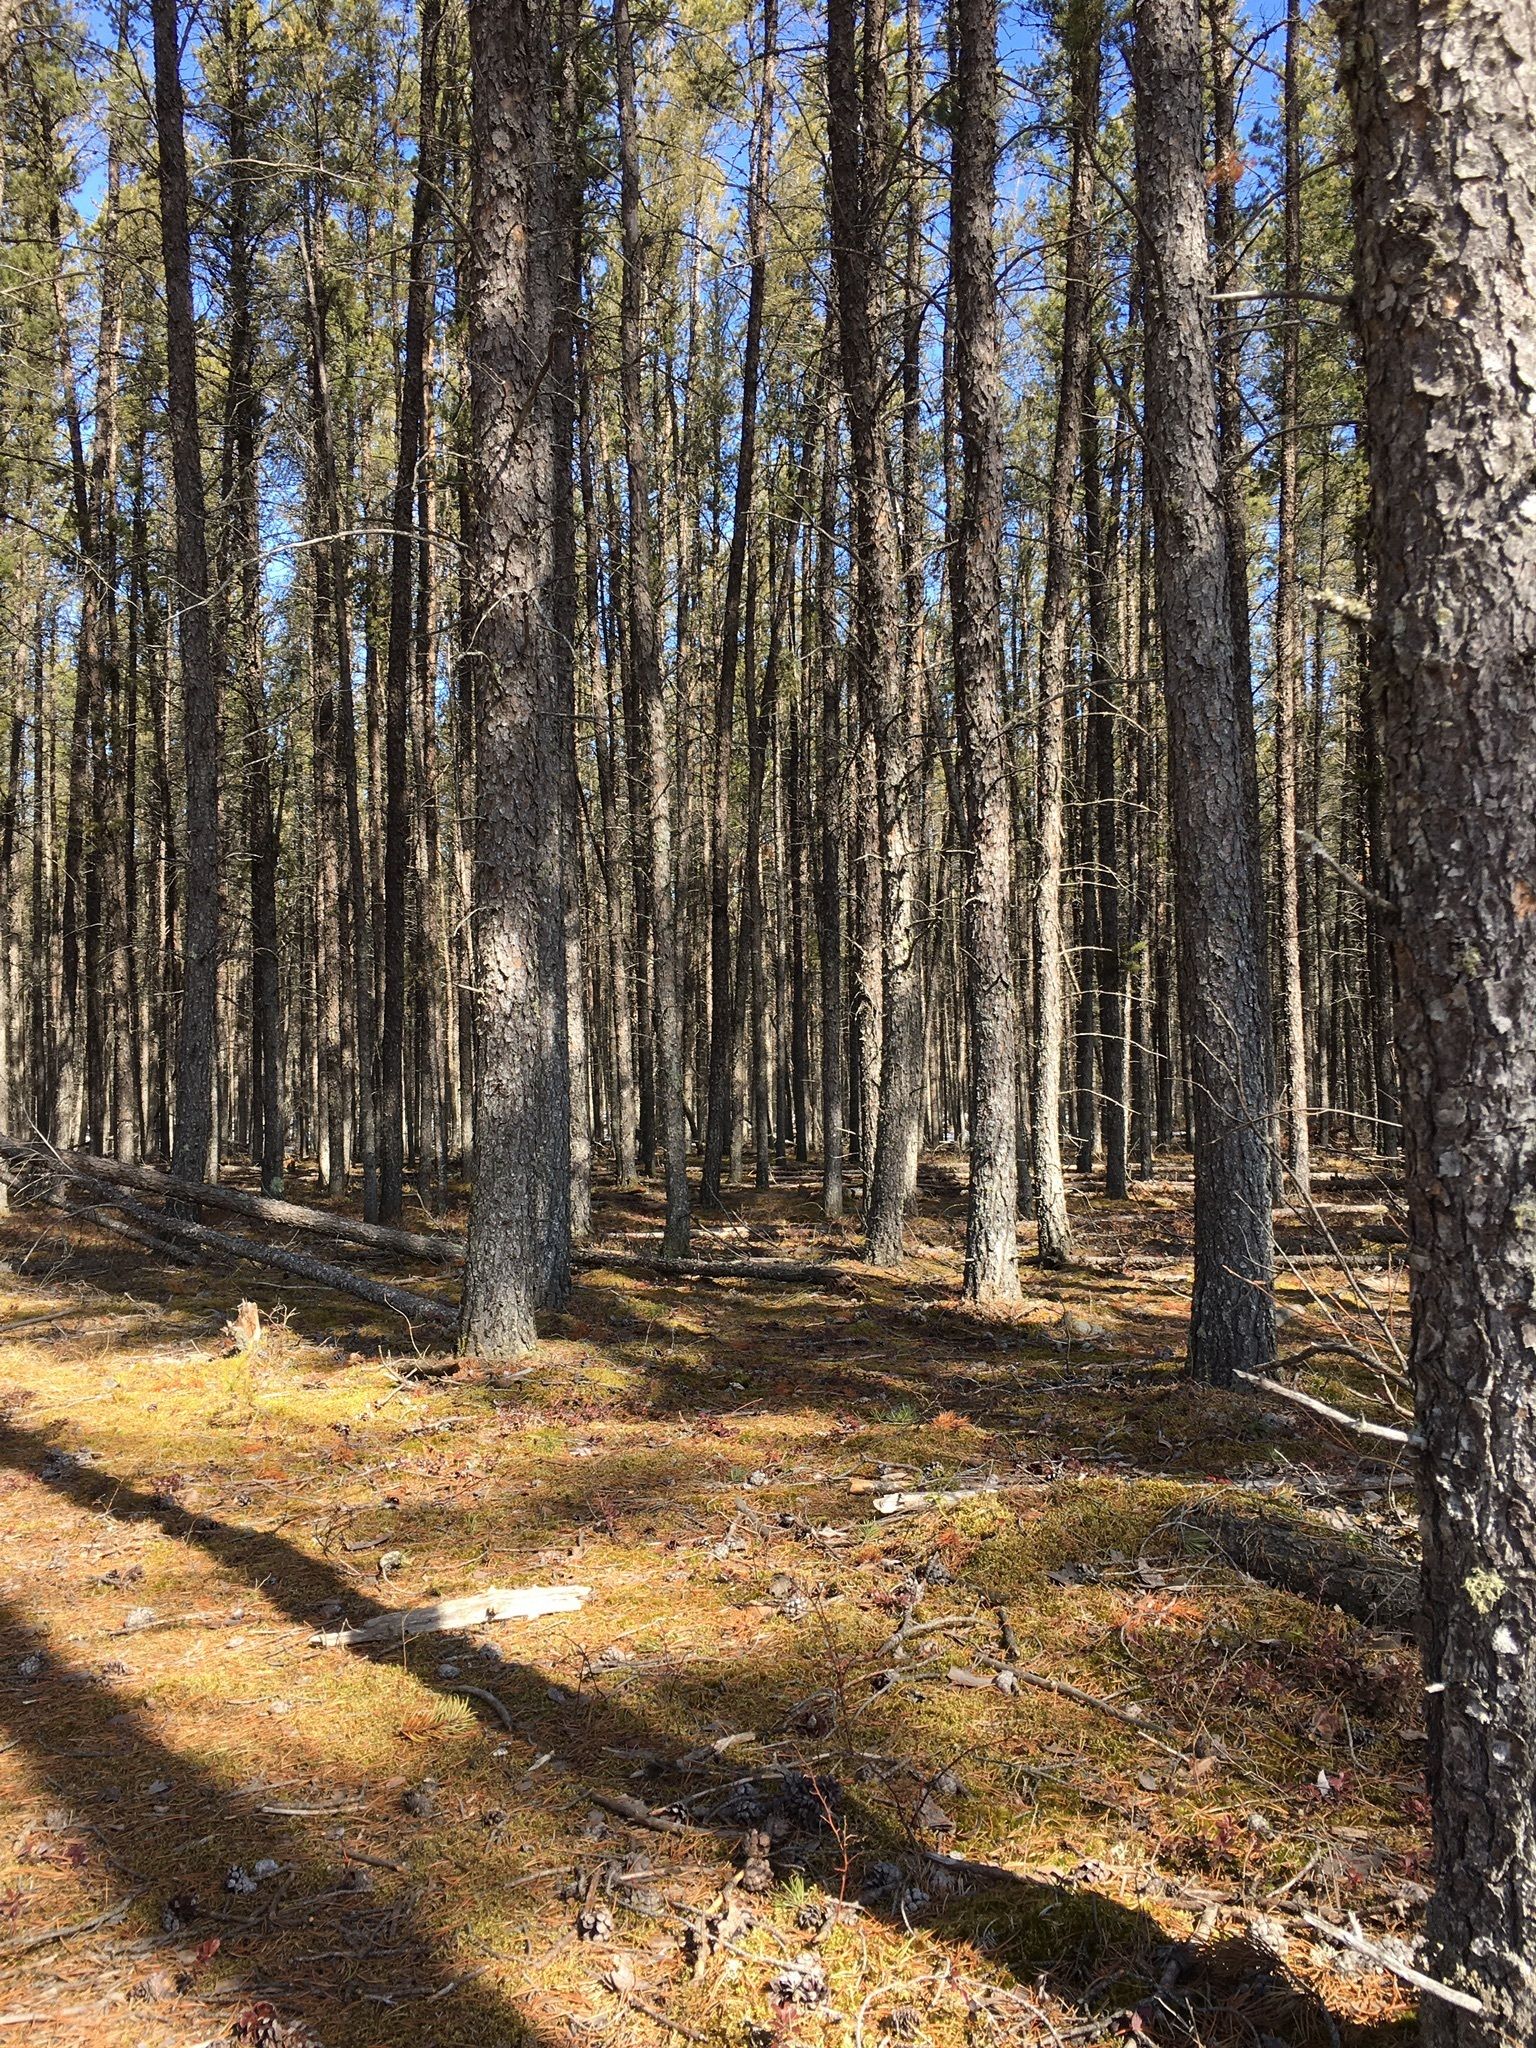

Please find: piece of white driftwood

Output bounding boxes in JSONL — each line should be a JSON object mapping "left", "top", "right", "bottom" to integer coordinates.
{"left": 872, "top": 1484, "right": 997, "bottom": 1517}
{"left": 310, "top": 1585, "right": 591, "bottom": 1648}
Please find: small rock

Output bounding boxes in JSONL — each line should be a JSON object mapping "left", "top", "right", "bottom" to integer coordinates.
{"left": 252, "top": 1858, "right": 281, "bottom": 1880}
{"left": 1247, "top": 1812, "right": 1275, "bottom": 1840}
{"left": 123, "top": 1607, "right": 157, "bottom": 1632}
{"left": 912, "top": 1793, "right": 955, "bottom": 1836}
{"left": 437, "top": 1662, "right": 461, "bottom": 1679}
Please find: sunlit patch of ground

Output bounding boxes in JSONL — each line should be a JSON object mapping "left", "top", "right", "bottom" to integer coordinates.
{"left": 0, "top": 1152, "right": 1418, "bottom": 2044}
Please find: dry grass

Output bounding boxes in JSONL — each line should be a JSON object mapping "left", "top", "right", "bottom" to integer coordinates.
{"left": 0, "top": 1154, "right": 1421, "bottom": 2045}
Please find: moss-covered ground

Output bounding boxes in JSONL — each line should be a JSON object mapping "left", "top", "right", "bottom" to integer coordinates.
{"left": 0, "top": 1154, "right": 1423, "bottom": 2045}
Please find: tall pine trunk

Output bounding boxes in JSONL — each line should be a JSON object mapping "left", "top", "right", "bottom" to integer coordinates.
{"left": 827, "top": 0, "right": 925, "bottom": 1267}
{"left": 151, "top": 0, "right": 220, "bottom": 1193}
{"left": 1272, "top": 0, "right": 1310, "bottom": 1199}
{"left": 380, "top": 0, "right": 443, "bottom": 1223}
{"left": 949, "top": 0, "right": 1020, "bottom": 1305}
{"left": 702, "top": 0, "right": 776, "bottom": 1207}
{"left": 1134, "top": 0, "right": 1274, "bottom": 1385}
{"left": 458, "top": 0, "right": 569, "bottom": 1356}
{"left": 615, "top": 0, "right": 690, "bottom": 1257}
{"left": 1348, "top": 8, "right": 1536, "bottom": 2039}
{"left": 1032, "top": 7, "right": 1098, "bottom": 1268}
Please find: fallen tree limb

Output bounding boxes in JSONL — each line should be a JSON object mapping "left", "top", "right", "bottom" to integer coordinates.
{"left": 15, "top": 1168, "right": 458, "bottom": 1332}
{"left": 1005, "top": 1668, "right": 1188, "bottom": 1759}
{"left": 447, "top": 1683, "right": 516, "bottom": 1728}
{"left": 0, "top": 1137, "right": 849, "bottom": 1290}
{"left": 1232, "top": 1368, "right": 1416, "bottom": 1448}
{"left": 587, "top": 1790, "right": 689, "bottom": 1834}
{"left": 1183, "top": 1501, "right": 1418, "bottom": 1629}
{"left": 0, "top": 1158, "right": 201, "bottom": 1268}
{"left": 1299, "top": 1912, "right": 1483, "bottom": 2014}
{"left": 576, "top": 1248, "right": 848, "bottom": 1286}
{"left": 0, "top": 1139, "right": 462, "bottom": 1264}
{"left": 311, "top": 1585, "right": 590, "bottom": 1647}
{"left": 0, "top": 1890, "right": 143, "bottom": 1956}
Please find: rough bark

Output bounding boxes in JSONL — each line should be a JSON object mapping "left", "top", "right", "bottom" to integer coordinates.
{"left": 1185, "top": 1503, "right": 1416, "bottom": 1632}
{"left": 1134, "top": 0, "right": 1274, "bottom": 1385}
{"left": 816, "top": 363, "right": 845, "bottom": 1221}
{"left": 827, "top": 0, "right": 925, "bottom": 1267}
{"left": 225, "top": 0, "right": 283, "bottom": 1195}
{"left": 1032, "top": 10, "right": 1098, "bottom": 1269}
{"left": 615, "top": 0, "right": 690, "bottom": 1258}
{"left": 1273, "top": 0, "right": 1310, "bottom": 1200}
{"left": 552, "top": 0, "right": 591, "bottom": 1241}
{"left": 1346, "top": 7, "right": 1536, "bottom": 2038}
{"left": 1082, "top": 359, "right": 1127, "bottom": 1200}
{"left": 702, "top": 0, "right": 776, "bottom": 1208}
{"left": 950, "top": 0, "right": 1020, "bottom": 1305}
{"left": 150, "top": 0, "right": 220, "bottom": 1193}
{"left": 457, "top": 0, "right": 570, "bottom": 1358}
{"left": 379, "top": 0, "right": 443, "bottom": 1224}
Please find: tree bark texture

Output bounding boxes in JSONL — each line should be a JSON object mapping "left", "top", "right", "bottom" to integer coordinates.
{"left": 1347, "top": 7, "right": 1536, "bottom": 2039}
{"left": 615, "top": 0, "right": 690, "bottom": 1258}
{"left": 457, "top": 0, "right": 571, "bottom": 1358}
{"left": 380, "top": 0, "right": 443, "bottom": 1224}
{"left": 950, "top": 0, "right": 1020, "bottom": 1305}
{"left": 827, "top": 0, "right": 926, "bottom": 1267}
{"left": 1031, "top": 10, "right": 1098, "bottom": 1269}
{"left": 1274, "top": 0, "right": 1310, "bottom": 1200}
{"left": 151, "top": 0, "right": 220, "bottom": 1192}
{"left": 1134, "top": 0, "right": 1274, "bottom": 1386}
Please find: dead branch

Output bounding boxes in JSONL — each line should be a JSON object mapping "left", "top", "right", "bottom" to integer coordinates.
{"left": 0, "top": 1139, "right": 462, "bottom": 1263}
{"left": 1233, "top": 1368, "right": 1416, "bottom": 1448}
{"left": 1299, "top": 1912, "right": 1484, "bottom": 2015}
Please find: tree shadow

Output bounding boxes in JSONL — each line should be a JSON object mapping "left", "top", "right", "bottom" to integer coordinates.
{"left": 0, "top": 1411, "right": 1384, "bottom": 2046}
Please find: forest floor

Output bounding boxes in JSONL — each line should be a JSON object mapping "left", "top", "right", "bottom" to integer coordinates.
{"left": 0, "top": 1153, "right": 1426, "bottom": 2047}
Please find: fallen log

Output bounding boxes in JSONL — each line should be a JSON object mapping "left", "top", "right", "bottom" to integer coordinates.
{"left": 0, "top": 1139, "right": 462, "bottom": 1264}
{"left": 573, "top": 1248, "right": 849, "bottom": 1286}
{"left": 0, "top": 1138, "right": 848, "bottom": 1289}
{"left": 1183, "top": 1501, "right": 1418, "bottom": 1630}
{"left": 1, "top": 1156, "right": 456, "bottom": 1332}
{"left": 0, "top": 1158, "right": 200, "bottom": 1268}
